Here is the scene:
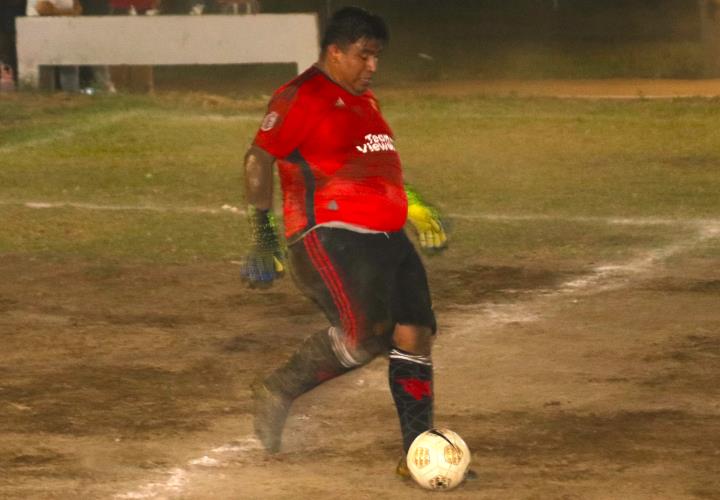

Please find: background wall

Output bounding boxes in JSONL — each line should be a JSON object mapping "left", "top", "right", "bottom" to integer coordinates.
{"left": 255, "top": 0, "right": 708, "bottom": 79}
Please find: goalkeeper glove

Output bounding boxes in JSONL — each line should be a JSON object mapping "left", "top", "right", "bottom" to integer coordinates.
{"left": 406, "top": 185, "right": 448, "bottom": 254}
{"left": 241, "top": 206, "right": 285, "bottom": 287}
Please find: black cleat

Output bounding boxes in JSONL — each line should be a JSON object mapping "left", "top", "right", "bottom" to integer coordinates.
{"left": 251, "top": 381, "right": 292, "bottom": 453}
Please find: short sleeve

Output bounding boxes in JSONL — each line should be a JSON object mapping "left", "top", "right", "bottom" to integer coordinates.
{"left": 253, "top": 87, "right": 319, "bottom": 160}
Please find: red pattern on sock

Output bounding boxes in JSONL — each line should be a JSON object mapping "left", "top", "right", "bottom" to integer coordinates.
{"left": 396, "top": 377, "right": 432, "bottom": 401}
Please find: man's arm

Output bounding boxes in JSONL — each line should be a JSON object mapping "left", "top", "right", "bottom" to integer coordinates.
{"left": 244, "top": 145, "right": 275, "bottom": 210}
{"left": 35, "top": 0, "right": 82, "bottom": 15}
{"left": 405, "top": 183, "right": 448, "bottom": 254}
{"left": 241, "top": 145, "right": 285, "bottom": 287}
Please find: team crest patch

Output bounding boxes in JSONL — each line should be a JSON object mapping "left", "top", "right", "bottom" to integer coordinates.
{"left": 260, "top": 111, "right": 279, "bottom": 131}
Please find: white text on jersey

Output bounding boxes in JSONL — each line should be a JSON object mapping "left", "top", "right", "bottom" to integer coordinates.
{"left": 356, "top": 134, "right": 396, "bottom": 154}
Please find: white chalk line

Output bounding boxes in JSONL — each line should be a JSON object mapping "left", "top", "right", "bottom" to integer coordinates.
{"left": 445, "top": 221, "right": 720, "bottom": 332}
{"left": 0, "top": 111, "right": 259, "bottom": 156}
{"left": 2, "top": 199, "right": 719, "bottom": 229}
{"left": 0, "top": 111, "right": 145, "bottom": 155}
{"left": 1, "top": 200, "right": 239, "bottom": 216}
{"left": 114, "top": 436, "right": 263, "bottom": 499}
{"left": 450, "top": 212, "right": 720, "bottom": 227}
{"left": 111, "top": 220, "right": 719, "bottom": 499}
{"left": 555, "top": 94, "right": 720, "bottom": 100}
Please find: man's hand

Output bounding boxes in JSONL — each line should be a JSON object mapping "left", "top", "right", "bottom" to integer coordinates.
{"left": 241, "top": 207, "right": 285, "bottom": 288}
{"left": 405, "top": 185, "right": 448, "bottom": 255}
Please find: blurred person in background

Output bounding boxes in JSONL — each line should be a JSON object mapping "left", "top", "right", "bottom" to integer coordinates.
{"left": 109, "top": 0, "right": 158, "bottom": 92}
{"left": 0, "top": 0, "right": 26, "bottom": 86}
{"left": 26, "top": 0, "right": 82, "bottom": 92}
{"left": 204, "top": 0, "right": 259, "bottom": 14}
{"left": 109, "top": 0, "right": 156, "bottom": 15}
{"left": 78, "top": 0, "right": 115, "bottom": 93}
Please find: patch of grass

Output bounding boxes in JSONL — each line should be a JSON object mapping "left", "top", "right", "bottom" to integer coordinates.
{"left": 0, "top": 204, "right": 688, "bottom": 266}
{"left": 1, "top": 91, "right": 719, "bottom": 264}
{"left": 0, "top": 205, "right": 247, "bottom": 263}
{"left": 438, "top": 218, "right": 688, "bottom": 266}
{"left": 390, "top": 97, "right": 720, "bottom": 218}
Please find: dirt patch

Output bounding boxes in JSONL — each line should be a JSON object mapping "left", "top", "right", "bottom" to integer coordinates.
{"left": 430, "top": 263, "right": 579, "bottom": 307}
{"left": 639, "top": 277, "right": 720, "bottom": 294}
{"left": 1, "top": 253, "right": 719, "bottom": 498}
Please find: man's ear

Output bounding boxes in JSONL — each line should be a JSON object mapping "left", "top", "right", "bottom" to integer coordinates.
{"left": 327, "top": 44, "right": 343, "bottom": 63}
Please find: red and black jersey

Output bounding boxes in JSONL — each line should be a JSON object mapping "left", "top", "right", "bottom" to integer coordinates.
{"left": 253, "top": 66, "right": 407, "bottom": 240}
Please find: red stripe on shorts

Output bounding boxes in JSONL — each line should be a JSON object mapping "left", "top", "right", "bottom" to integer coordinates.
{"left": 304, "top": 231, "right": 358, "bottom": 346}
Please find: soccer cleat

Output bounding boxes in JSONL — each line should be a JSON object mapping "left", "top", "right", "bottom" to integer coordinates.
{"left": 396, "top": 456, "right": 411, "bottom": 479}
{"left": 251, "top": 381, "right": 292, "bottom": 453}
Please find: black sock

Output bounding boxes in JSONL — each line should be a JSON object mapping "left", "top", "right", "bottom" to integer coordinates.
{"left": 264, "top": 328, "right": 353, "bottom": 399}
{"left": 388, "top": 348, "right": 434, "bottom": 453}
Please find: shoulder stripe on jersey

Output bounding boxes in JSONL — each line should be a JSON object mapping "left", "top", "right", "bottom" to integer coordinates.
{"left": 274, "top": 65, "right": 323, "bottom": 102}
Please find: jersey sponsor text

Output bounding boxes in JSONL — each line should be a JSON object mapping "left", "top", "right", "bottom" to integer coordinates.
{"left": 356, "top": 133, "right": 395, "bottom": 154}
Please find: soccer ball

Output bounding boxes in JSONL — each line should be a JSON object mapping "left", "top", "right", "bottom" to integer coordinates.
{"left": 406, "top": 428, "right": 471, "bottom": 490}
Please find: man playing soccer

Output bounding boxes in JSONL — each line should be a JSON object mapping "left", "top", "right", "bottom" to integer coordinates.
{"left": 241, "top": 6, "right": 449, "bottom": 478}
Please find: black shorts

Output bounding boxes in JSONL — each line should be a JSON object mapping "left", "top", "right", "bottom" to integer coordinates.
{"left": 288, "top": 227, "right": 436, "bottom": 350}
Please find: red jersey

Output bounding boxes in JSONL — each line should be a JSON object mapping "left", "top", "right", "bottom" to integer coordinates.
{"left": 253, "top": 66, "right": 407, "bottom": 240}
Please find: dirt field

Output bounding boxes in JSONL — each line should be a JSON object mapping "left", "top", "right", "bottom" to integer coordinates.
{"left": 1, "top": 222, "right": 719, "bottom": 499}
{"left": 2, "top": 80, "right": 720, "bottom": 499}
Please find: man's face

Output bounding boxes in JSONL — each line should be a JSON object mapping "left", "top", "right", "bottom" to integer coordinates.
{"left": 329, "top": 38, "right": 382, "bottom": 95}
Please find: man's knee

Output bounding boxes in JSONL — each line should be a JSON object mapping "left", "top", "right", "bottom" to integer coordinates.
{"left": 328, "top": 326, "right": 386, "bottom": 367}
{"left": 392, "top": 324, "right": 434, "bottom": 356}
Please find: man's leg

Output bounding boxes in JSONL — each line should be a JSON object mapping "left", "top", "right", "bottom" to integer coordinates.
{"left": 58, "top": 66, "right": 79, "bottom": 93}
{"left": 252, "top": 326, "right": 361, "bottom": 453}
{"left": 389, "top": 324, "right": 434, "bottom": 453}
{"left": 252, "top": 229, "right": 393, "bottom": 453}
{"left": 386, "top": 231, "right": 442, "bottom": 478}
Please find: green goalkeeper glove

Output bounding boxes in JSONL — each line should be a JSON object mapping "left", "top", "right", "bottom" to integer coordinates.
{"left": 241, "top": 206, "right": 285, "bottom": 287}
{"left": 405, "top": 185, "right": 448, "bottom": 254}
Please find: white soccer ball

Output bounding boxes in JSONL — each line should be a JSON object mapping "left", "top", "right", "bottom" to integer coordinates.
{"left": 406, "top": 428, "right": 471, "bottom": 491}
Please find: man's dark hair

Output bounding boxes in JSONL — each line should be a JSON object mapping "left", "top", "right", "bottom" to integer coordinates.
{"left": 321, "top": 6, "right": 389, "bottom": 52}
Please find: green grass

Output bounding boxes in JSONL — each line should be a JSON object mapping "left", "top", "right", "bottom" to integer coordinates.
{"left": 0, "top": 205, "right": 246, "bottom": 262}
{"left": 389, "top": 96, "right": 720, "bottom": 218}
{"left": 1, "top": 90, "right": 719, "bottom": 264}
{"left": 0, "top": 204, "right": 686, "bottom": 264}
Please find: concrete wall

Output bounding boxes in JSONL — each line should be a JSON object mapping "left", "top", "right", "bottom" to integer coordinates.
{"left": 16, "top": 14, "right": 319, "bottom": 86}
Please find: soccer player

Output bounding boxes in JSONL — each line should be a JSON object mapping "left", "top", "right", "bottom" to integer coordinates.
{"left": 242, "top": 6, "right": 449, "bottom": 478}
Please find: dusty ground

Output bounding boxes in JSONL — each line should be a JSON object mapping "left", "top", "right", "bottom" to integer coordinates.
{"left": 1, "top": 232, "right": 719, "bottom": 499}
{"left": 2, "top": 79, "right": 720, "bottom": 499}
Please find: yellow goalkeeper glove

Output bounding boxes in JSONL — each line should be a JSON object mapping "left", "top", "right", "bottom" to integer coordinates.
{"left": 405, "top": 185, "right": 448, "bottom": 254}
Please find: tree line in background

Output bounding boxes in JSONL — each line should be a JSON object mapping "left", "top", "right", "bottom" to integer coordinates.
{"left": 261, "top": 0, "right": 720, "bottom": 77}
{"left": 5, "top": 0, "right": 720, "bottom": 86}
{"left": 126, "top": 0, "right": 720, "bottom": 78}
{"left": 264, "top": 0, "right": 700, "bottom": 41}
